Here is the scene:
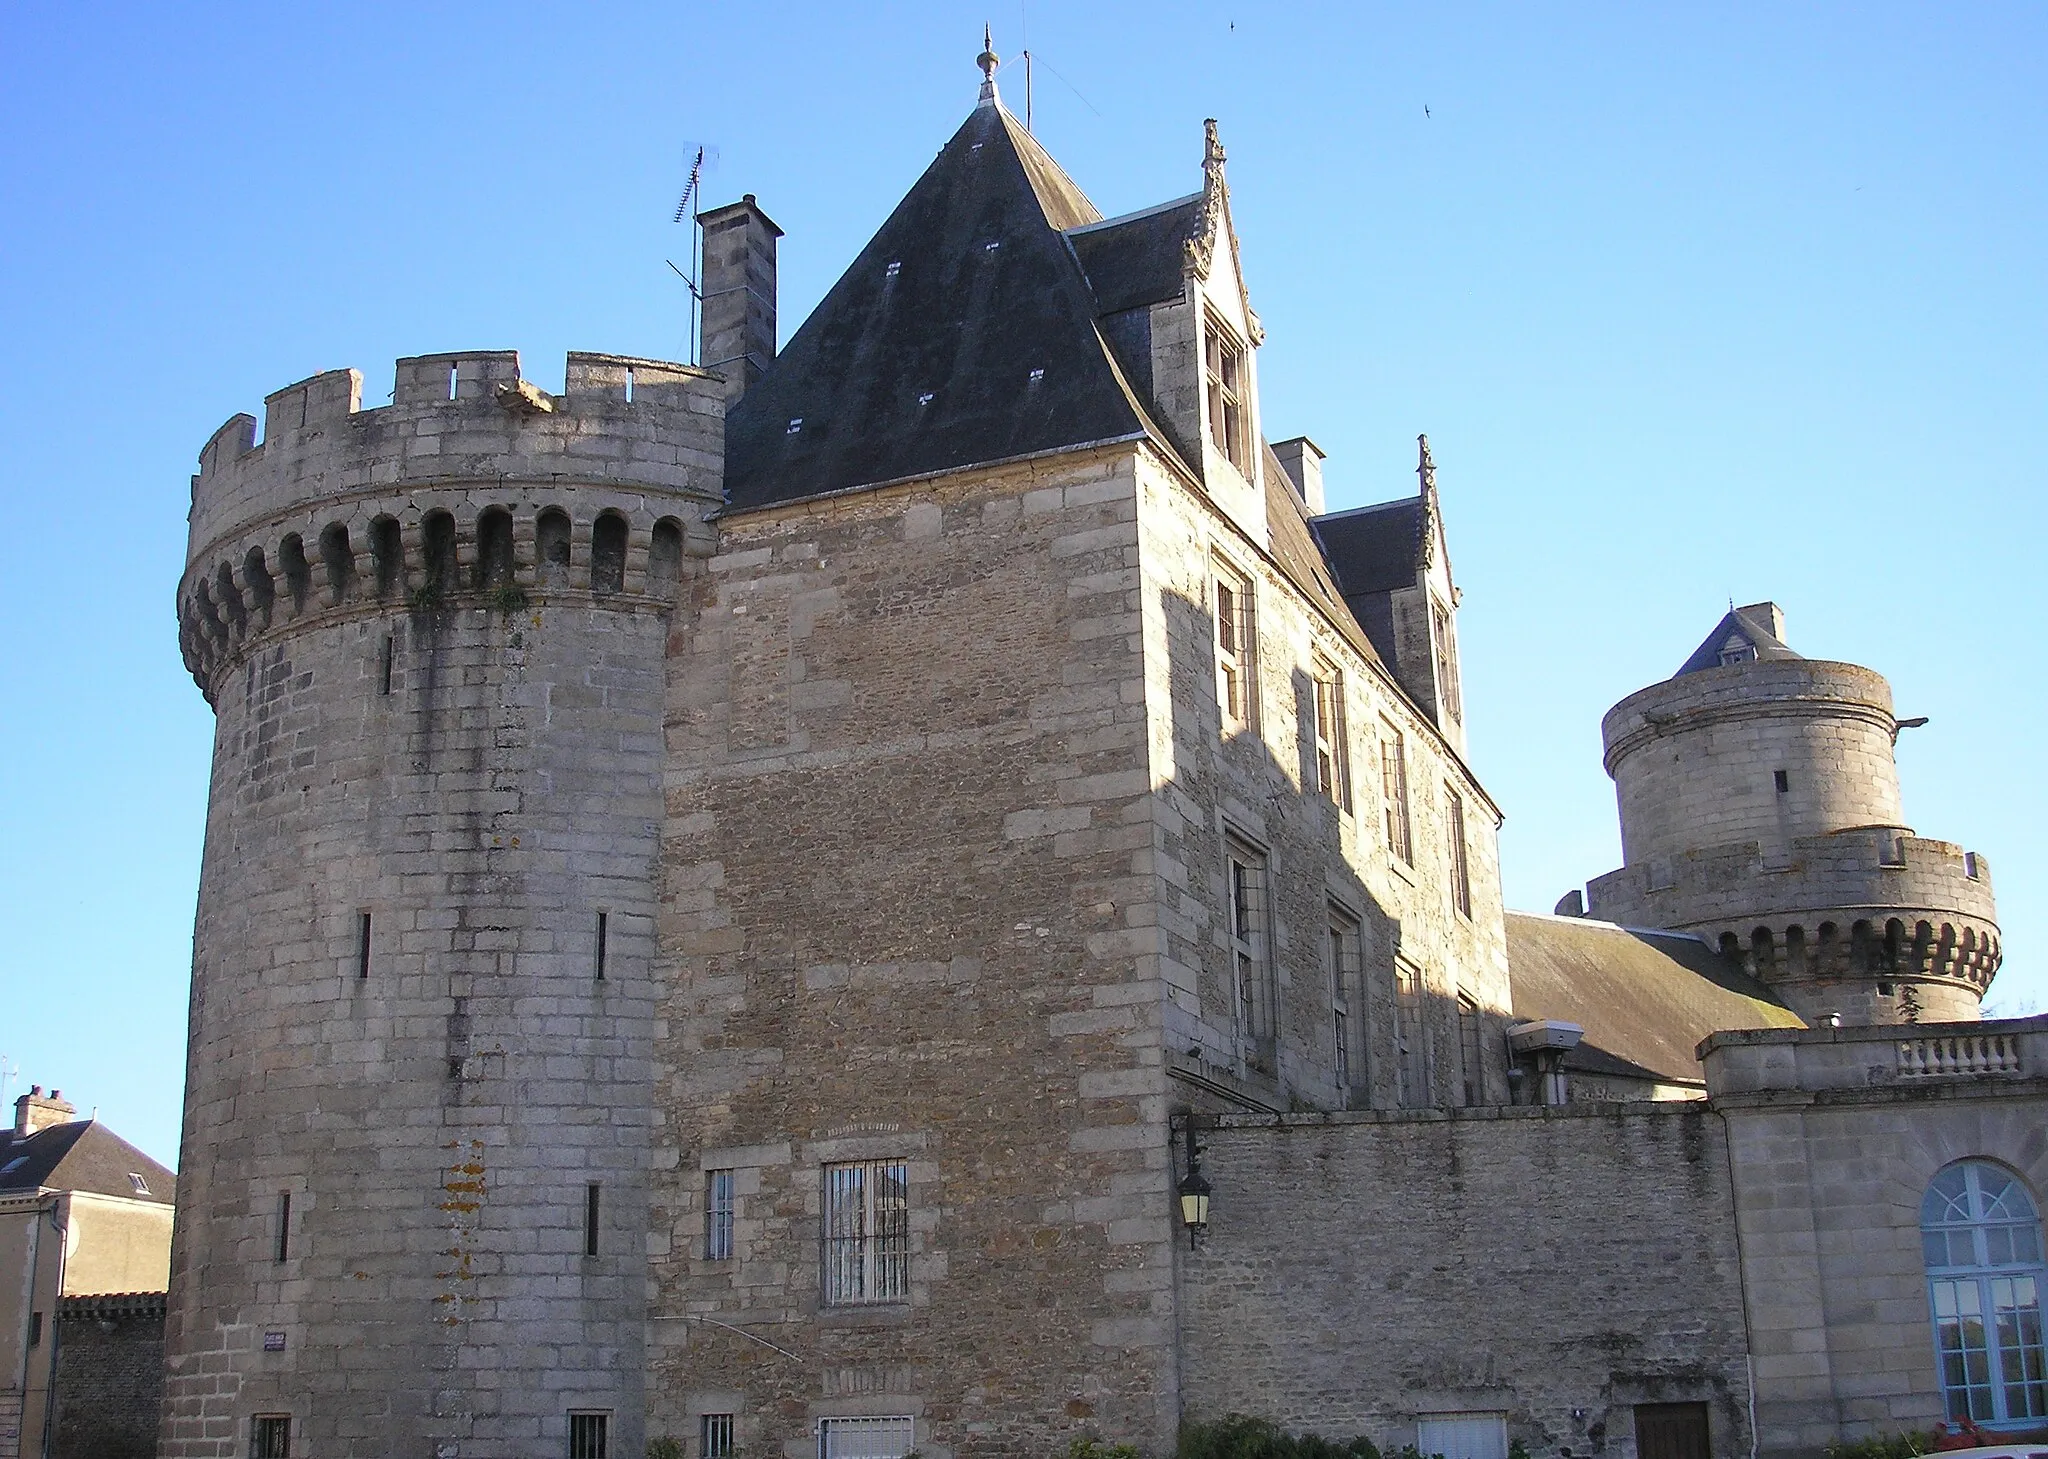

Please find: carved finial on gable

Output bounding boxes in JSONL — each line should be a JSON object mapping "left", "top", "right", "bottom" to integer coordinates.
{"left": 1417, "top": 434, "right": 1440, "bottom": 572}
{"left": 977, "top": 24, "right": 1001, "bottom": 107}
{"left": 1184, "top": 119, "right": 1264, "bottom": 344}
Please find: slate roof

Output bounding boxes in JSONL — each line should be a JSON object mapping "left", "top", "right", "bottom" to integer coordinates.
{"left": 1311, "top": 497, "right": 1425, "bottom": 601}
{"left": 0, "top": 1120, "right": 176, "bottom": 1205}
{"left": 1505, "top": 911, "right": 1804, "bottom": 1087}
{"left": 724, "top": 99, "right": 1157, "bottom": 510}
{"left": 1067, "top": 194, "right": 1209, "bottom": 315}
{"left": 1674, "top": 604, "right": 1800, "bottom": 677}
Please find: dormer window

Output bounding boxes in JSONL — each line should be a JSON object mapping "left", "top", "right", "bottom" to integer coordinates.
{"left": 1204, "top": 315, "right": 1250, "bottom": 475}
{"left": 1718, "top": 636, "right": 1756, "bottom": 666}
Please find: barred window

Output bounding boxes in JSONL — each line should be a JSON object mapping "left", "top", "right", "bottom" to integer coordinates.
{"left": 819, "top": 1416, "right": 916, "bottom": 1459}
{"left": 823, "top": 1161, "right": 909, "bottom": 1304}
{"left": 1327, "top": 907, "right": 1363, "bottom": 1094}
{"left": 1311, "top": 660, "right": 1350, "bottom": 809}
{"left": 250, "top": 1416, "right": 291, "bottom": 1459}
{"left": 1381, "top": 723, "right": 1413, "bottom": 863}
{"left": 569, "top": 1412, "right": 610, "bottom": 1459}
{"left": 702, "top": 1413, "right": 736, "bottom": 1459}
{"left": 1396, "top": 962, "right": 1430, "bottom": 1109}
{"left": 1227, "top": 837, "right": 1273, "bottom": 1072}
{"left": 1214, "top": 569, "right": 1256, "bottom": 728}
{"left": 706, "top": 1169, "right": 735, "bottom": 1261}
{"left": 1446, "top": 785, "right": 1472, "bottom": 918}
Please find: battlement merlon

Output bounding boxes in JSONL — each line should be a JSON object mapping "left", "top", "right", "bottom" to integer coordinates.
{"left": 188, "top": 351, "right": 725, "bottom": 561}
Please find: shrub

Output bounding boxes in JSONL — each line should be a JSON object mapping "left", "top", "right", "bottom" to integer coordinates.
{"left": 1823, "top": 1432, "right": 1937, "bottom": 1459}
{"left": 1178, "top": 1415, "right": 1383, "bottom": 1459}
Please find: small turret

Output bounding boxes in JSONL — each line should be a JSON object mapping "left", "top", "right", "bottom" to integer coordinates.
{"left": 1574, "top": 603, "right": 1999, "bottom": 1026}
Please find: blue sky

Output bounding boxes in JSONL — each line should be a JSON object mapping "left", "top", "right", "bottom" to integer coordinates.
{"left": 3, "top": 3, "right": 2042, "bottom": 1165}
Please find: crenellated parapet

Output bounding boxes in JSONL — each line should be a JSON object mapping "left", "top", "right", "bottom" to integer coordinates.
{"left": 1585, "top": 826, "right": 2000, "bottom": 1021}
{"left": 178, "top": 351, "right": 725, "bottom": 703}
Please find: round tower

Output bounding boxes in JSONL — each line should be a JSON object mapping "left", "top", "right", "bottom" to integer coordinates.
{"left": 165, "top": 351, "right": 722, "bottom": 1459}
{"left": 1582, "top": 603, "right": 1999, "bottom": 1026}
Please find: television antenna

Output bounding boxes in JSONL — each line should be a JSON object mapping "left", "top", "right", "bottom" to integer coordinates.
{"left": 668, "top": 143, "right": 719, "bottom": 363}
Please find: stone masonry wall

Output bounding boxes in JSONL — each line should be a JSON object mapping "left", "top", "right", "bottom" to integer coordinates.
{"left": 166, "top": 352, "right": 723, "bottom": 1458}
{"left": 52, "top": 1302, "right": 164, "bottom": 1459}
{"left": 1179, "top": 1108, "right": 1754, "bottom": 1459}
{"left": 1131, "top": 452, "right": 1509, "bottom": 1118}
{"left": 650, "top": 446, "right": 1184, "bottom": 1459}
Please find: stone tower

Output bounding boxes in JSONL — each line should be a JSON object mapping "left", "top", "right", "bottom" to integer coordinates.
{"left": 1580, "top": 603, "right": 1999, "bottom": 1025}
{"left": 166, "top": 351, "right": 723, "bottom": 1458}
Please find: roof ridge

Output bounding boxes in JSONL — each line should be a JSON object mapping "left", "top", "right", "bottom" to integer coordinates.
{"left": 1064, "top": 190, "right": 1206, "bottom": 236}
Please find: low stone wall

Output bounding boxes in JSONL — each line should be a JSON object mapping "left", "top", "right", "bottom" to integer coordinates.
{"left": 1178, "top": 1106, "right": 1752, "bottom": 1459}
{"left": 51, "top": 1294, "right": 165, "bottom": 1459}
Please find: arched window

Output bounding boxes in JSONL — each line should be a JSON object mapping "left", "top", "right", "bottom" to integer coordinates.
{"left": 1922, "top": 1161, "right": 2048, "bottom": 1424}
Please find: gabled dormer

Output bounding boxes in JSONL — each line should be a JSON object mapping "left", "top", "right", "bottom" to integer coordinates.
{"left": 1311, "top": 436, "right": 1468, "bottom": 754}
{"left": 1067, "top": 121, "right": 1268, "bottom": 543}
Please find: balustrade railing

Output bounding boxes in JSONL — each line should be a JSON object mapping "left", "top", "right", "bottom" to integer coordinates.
{"left": 1895, "top": 1033, "right": 2023, "bottom": 1079}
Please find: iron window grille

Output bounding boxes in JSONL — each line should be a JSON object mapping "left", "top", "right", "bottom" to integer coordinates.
{"left": 818, "top": 1416, "right": 916, "bottom": 1459}
{"left": 823, "top": 1161, "right": 909, "bottom": 1304}
{"left": 706, "top": 1169, "right": 736, "bottom": 1260}
{"left": 250, "top": 1417, "right": 291, "bottom": 1459}
{"left": 702, "top": 1413, "right": 736, "bottom": 1459}
{"left": 569, "top": 1412, "right": 610, "bottom": 1459}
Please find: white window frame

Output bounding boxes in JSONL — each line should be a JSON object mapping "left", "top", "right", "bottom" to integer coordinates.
{"left": 701, "top": 1413, "right": 736, "bottom": 1459}
{"left": 1226, "top": 835, "right": 1274, "bottom": 1074}
{"left": 1381, "top": 722, "right": 1413, "bottom": 864}
{"left": 1214, "top": 564, "right": 1257, "bottom": 730}
{"left": 1204, "top": 313, "right": 1251, "bottom": 474}
{"left": 822, "top": 1161, "right": 909, "bottom": 1305}
{"left": 1311, "top": 658, "right": 1350, "bottom": 810}
{"left": 1922, "top": 1160, "right": 2048, "bottom": 1425}
{"left": 1416, "top": 1412, "right": 1508, "bottom": 1459}
{"left": 705, "top": 1168, "right": 735, "bottom": 1261}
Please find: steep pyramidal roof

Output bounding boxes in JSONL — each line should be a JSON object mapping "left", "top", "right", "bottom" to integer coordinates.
{"left": 1674, "top": 601, "right": 1799, "bottom": 677}
{"left": 725, "top": 99, "right": 1157, "bottom": 509}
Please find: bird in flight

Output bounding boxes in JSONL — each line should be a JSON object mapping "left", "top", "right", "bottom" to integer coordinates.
{"left": 1424, "top": 105, "right": 1431, "bottom": 118}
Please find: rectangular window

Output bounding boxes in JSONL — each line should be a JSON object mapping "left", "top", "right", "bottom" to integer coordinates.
{"left": 250, "top": 1416, "right": 292, "bottom": 1459}
{"left": 27, "top": 1311, "right": 41, "bottom": 1348}
{"left": 1326, "top": 907, "right": 1363, "bottom": 1094}
{"left": 702, "top": 1414, "right": 736, "bottom": 1459}
{"left": 823, "top": 1161, "right": 909, "bottom": 1305}
{"left": 275, "top": 1191, "right": 291, "bottom": 1263}
{"left": 1311, "top": 661, "right": 1350, "bottom": 809}
{"left": 1446, "top": 786, "right": 1472, "bottom": 918}
{"left": 1432, "top": 599, "right": 1462, "bottom": 723}
{"left": 1204, "top": 317, "right": 1250, "bottom": 473}
{"left": 584, "top": 1183, "right": 601, "bottom": 1257}
{"left": 379, "top": 634, "right": 395, "bottom": 695}
{"left": 356, "top": 911, "right": 372, "bottom": 979}
{"left": 1774, "top": 769, "right": 1790, "bottom": 794}
{"left": 1396, "top": 962, "right": 1430, "bottom": 1108}
{"left": 1226, "top": 837, "right": 1273, "bottom": 1073}
{"left": 568, "top": 1412, "right": 610, "bottom": 1459}
{"left": 1381, "top": 723, "right": 1413, "bottom": 863}
{"left": 705, "top": 1169, "right": 735, "bottom": 1260}
{"left": 819, "top": 1416, "right": 916, "bottom": 1459}
{"left": 1416, "top": 1413, "right": 1507, "bottom": 1459}
{"left": 1214, "top": 568, "right": 1256, "bottom": 728}
{"left": 594, "top": 911, "right": 609, "bottom": 981}
{"left": 1458, "top": 994, "right": 1485, "bottom": 1107}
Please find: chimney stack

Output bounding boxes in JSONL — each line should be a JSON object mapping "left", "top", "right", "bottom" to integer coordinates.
{"left": 14, "top": 1085, "right": 77, "bottom": 1136}
{"left": 1271, "top": 437, "right": 1327, "bottom": 516}
{"left": 697, "top": 194, "right": 782, "bottom": 405}
{"left": 1737, "top": 601, "right": 1786, "bottom": 642}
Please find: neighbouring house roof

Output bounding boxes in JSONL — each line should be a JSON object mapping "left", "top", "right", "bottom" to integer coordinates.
{"left": 1311, "top": 496, "right": 1427, "bottom": 602}
{"left": 1673, "top": 603, "right": 1800, "bottom": 677}
{"left": 0, "top": 1120, "right": 176, "bottom": 1205}
{"left": 1067, "top": 193, "right": 1209, "bottom": 314}
{"left": 1505, "top": 911, "right": 1804, "bottom": 1086}
{"left": 724, "top": 99, "right": 1157, "bottom": 511}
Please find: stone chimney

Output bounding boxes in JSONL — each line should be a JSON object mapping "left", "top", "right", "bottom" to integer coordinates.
{"left": 1271, "top": 437, "right": 1326, "bottom": 516}
{"left": 14, "top": 1085, "right": 77, "bottom": 1136}
{"left": 1737, "top": 601, "right": 1786, "bottom": 642}
{"left": 696, "top": 194, "right": 782, "bottom": 404}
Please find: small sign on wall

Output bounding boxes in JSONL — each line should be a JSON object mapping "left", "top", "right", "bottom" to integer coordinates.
{"left": 262, "top": 1331, "right": 286, "bottom": 1352}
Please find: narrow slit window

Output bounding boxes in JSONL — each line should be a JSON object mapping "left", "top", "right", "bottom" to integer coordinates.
{"left": 446, "top": 362, "right": 459, "bottom": 400}
{"left": 584, "top": 1182, "right": 601, "bottom": 1257}
{"left": 1775, "top": 769, "right": 1790, "bottom": 794}
{"left": 706, "top": 1169, "right": 735, "bottom": 1260}
{"left": 379, "top": 635, "right": 394, "bottom": 695}
{"left": 275, "top": 1191, "right": 291, "bottom": 1263}
{"left": 594, "top": 912, "right": 608, "bottom": 982}
{"left": 624, "top": 366, "right": 636, "bottom": 403}
{"left": 356, "top": 912, "right": 372, "bottom": 979}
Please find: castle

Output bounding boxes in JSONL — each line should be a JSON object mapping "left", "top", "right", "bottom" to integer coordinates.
{"left": 161, "top": 49, "right": 2043, "bottom": 1459}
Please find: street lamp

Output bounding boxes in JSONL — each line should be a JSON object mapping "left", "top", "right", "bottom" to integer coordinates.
{"left": 1176, "top": 1121, "right": 1211, "bottom": 1248}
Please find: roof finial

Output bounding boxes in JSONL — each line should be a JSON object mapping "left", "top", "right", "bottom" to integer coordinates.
{"left": 977, "top": 24, "right": 1001, "bottom": 107}
{"left": 1417, "top": 434, "right": 1436, "bottom": 497}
